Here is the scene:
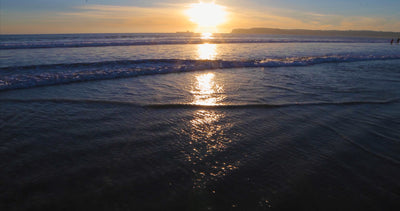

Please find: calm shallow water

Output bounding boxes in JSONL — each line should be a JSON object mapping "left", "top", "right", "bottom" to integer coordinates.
{"left": 1, "top": 34, "right": 400, "bottom": 210}
{"left": 1, "top": 60, "right": 400, "bottom": 210}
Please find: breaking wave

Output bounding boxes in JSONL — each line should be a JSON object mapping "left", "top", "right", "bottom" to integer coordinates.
{"left": 1, "top": 98, "right": 398, "bottom": 108}
{"left": 0, "top": 37, "right": 387, "bottom": 49}
{"left": 1, "top": 55, "right": 400, "bottom": 91}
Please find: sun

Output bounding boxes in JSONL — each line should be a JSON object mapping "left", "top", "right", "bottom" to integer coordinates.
{"left": 185, "top": 2, "right": 228, "bottom": 28}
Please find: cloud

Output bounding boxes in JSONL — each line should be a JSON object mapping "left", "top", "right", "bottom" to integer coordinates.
{"left": 2, "top": 2, "right": 399, "bottom": 34}
{"left": 59, "top": 4, "right": 194, "bottom": 31}
{"left": 223, "top": 5, "right": 400, "bottom": 32}
{"left": 2, "top": 4, "right": 196, "bottom": 34}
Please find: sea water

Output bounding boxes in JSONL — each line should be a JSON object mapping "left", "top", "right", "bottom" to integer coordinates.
{"left": 0, "top": 33, "right": 399, "bottom": 210}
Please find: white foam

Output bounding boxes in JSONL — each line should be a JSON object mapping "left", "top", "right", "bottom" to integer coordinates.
{"left": 1, "top": 55, "right": 399, "bottom": 91}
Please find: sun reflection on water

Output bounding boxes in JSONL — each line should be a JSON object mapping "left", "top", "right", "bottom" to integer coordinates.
{"left": 201, "top": 32, "right": 213, "bottom": 40}
{"left": 191, "top": 73, "right": 224, "bottom": 105}
{"left": 185, "top": 109, "right": 240, "bottom": 189}
{"left": 197, "top": 43, "right": 217, "bottom": 60}
{"left": 183, "top": 71, "right": 240, "bottom": 189}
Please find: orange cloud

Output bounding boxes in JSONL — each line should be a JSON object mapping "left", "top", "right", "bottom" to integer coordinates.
{"left": 2, "top": 4, "right": 196, "bottom": 34}
{"left": 2, "top": 3, "right": 399, "bottom": 34}
{"left": 219, "top": 5, "right": 400, "bottom": 32}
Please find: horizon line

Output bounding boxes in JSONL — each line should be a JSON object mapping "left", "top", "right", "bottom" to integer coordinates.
{"left": 1, "top": 28, "right": 400, "bottom": 36}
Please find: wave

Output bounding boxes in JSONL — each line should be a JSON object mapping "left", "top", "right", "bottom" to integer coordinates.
{"left": 0, "top": 38, "right": 387, "bottom": 50}
{"left": 145, "top": 99, "right": 400, "bottom": 109}
{"left": 1, "top": 55, "right": 400, "bottom": 91}
{"left": 1, "top": 98, "right": 398, "bottom": 108}
{"left": 0, "top": 98, "right": 143, "bottom": 107}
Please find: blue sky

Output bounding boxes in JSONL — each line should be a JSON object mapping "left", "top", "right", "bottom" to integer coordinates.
{"left": 1, "top": 0, "right": 400, "bottom": 34}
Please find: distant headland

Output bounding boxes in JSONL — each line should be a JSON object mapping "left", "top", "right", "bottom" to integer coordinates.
{"left": 231, "top": 28, "right": 400, "bottom": 38}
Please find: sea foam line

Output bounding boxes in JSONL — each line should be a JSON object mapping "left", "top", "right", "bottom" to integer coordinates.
{"left": 1, "top": 98, "right": 398, "bottom": 108}
{"left": 1, "top": 55, "right": 399, "bottom": 91}
{"left": 0, "top": 39, "right": 386, "bottom": 50}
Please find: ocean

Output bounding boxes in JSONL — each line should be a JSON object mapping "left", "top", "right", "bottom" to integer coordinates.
{"left": 1, "top": 33, "right": 399, "bottom": 210}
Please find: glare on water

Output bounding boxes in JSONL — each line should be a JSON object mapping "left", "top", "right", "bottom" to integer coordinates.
{"left": 186, "top": 72, "right": 240, "bottom": 188}
{"left": 197, "top": 43, "right": 217, "bottom": 60}
{"left": 201, "top": 32, "right": 213, "bottom": 40}
{"left": 190, "top": 73, "right": 224, "bottom": 105}
{"left": 186, "top": 109, "right": 240, "bottom": 189}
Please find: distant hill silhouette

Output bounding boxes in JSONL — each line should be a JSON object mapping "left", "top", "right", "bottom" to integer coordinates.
{"left": 231, "top": 28, "right": 400, "bottom": 38}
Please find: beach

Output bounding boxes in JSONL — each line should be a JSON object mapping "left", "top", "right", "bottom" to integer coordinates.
{"left": 1, "top": 33, "right": 400, "bottom": 210}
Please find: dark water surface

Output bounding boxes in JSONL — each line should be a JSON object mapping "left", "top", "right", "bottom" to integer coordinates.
{"left": 1, "top": 59, "right": 400, "bottom": 210}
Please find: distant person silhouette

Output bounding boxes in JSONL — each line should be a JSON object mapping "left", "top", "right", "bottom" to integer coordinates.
{"left": 397, "top": 38, "right": 400, "bottom": 44}
{"left": 391, "top": 39, "right": 394, "bottom": 45}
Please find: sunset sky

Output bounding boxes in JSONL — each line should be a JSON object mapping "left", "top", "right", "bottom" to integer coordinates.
{"left": 1, "top": 0, "right": 400, "bottom": 34}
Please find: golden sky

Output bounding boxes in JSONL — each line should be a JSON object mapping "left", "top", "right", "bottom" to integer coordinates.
{"left": 1, "top": 0, "right": 400, "bottom": 34}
